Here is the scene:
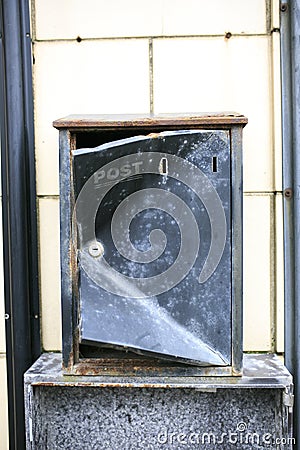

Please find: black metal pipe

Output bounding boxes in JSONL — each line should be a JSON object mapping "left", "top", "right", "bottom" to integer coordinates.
{"left": 0, "top": 0, "right": 41, "bottom": 448}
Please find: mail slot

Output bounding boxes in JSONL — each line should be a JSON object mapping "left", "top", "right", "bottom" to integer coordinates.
{"left": 54, "top": 113, "right": 247, "bottom": 376}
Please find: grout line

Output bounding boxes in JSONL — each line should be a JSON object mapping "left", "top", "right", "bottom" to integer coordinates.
{"left": 37, "top": 195, "right": 59, "bottom": 199}
{"left": 243, "top": 191, "right": 283, "bottom": 196}
{"left": 33, "top": 33, "right": 272, "bottom": 44}
{"left": 149, "top": 38, "right": 154, "bottom": 114}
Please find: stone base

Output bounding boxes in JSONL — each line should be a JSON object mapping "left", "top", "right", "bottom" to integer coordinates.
{"left": 24, "top": 353, "right": 294, "bottom": 449}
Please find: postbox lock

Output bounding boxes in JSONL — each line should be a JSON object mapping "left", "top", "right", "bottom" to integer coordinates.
{"left": 88, "top": 241, "right": 104, "bottom": 258}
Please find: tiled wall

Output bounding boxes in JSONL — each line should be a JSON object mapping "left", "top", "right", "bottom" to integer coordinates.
{"left": 32, "top": 0, "right": 283, "bottom": 354}
{"left": 0, "top": 2, "right": 282, "bottom": 448}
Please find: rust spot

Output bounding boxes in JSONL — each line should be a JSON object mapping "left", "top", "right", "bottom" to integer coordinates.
{"left": 61, "top": 355, "right": 232, "bottom": 377}
{"left": 147, "top": 132, "right": 160, "bottom": 139}
{"left": 280, "top": 3, "right": 288, "bottom": 12}
{"left": 284, "top": 188, "right": 293, "bottom": 199}
{"left": 71, "top": 357, "right": 174, "bottom": 376}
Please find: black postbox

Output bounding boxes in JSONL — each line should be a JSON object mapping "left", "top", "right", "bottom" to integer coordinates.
{"left": 54, "top": 113, "right": 247, "bottom": 376}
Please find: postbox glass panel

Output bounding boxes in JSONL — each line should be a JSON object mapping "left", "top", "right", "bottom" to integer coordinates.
{"left": 73, "top": 130, "right": 231, "bottom": 366}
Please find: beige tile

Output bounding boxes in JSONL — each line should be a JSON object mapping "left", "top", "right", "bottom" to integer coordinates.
{"left": 162, "top": 0, "right": 267, "bottom": 36}
{"left": 38, "top": 198, "right": 62, "bottom": 350}
{"left": 272, "top": 32, "right": 282, "bottom": 192}
{"left": 35, "top": 0, "right": 164, "bottom": 40}
{"left": 0, "top": 202, "right": 5, "bottom": 354}
{"left": 275, "top": 194, "right": 284, "bottom": 352}
{"left": 34, "top": 0, "right": 267, "bottom": 40}
{"left": 153, "top": 36, "right": 273, "bottom": 192}
{"left": 0, "top": 355, "right": 8, "bottom": 450}
{"left": 34, "top": 39, "right": 150, "bottom": 195}
{"left": 243, "top": 195, "right": 272, "bottom": 351}
{"left": 271, "top": 0, "right": 280, "bottom": 30}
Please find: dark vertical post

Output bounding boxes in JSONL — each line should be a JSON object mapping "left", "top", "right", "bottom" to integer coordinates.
{"left": 0, "top": 0, "right": 41, "bottom": 448}
{"left": 280, "top": 0, "right": 300, "bottom": 446}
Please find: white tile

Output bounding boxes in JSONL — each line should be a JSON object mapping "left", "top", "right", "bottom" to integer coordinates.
{"left": 34, "top": 0, "right": 267, "bottom": 40}
{"left": 0, "top": 355, "right": 8, "bottom": 450}
{"left": 38, "top": 198, "right": 62, "bottom": 350}
{"left": 275, "top": 194, "right": 284, "bottom": 352}
{"left": 153, "top": 36, "right": 273, "bottom": 192}
{"left": 243, "top": 195, "right": 272, "bottom": 351}
{"left": 34, "top": 40, "right": 150, "bottom": 195}
{"left": 162, "top": 0, "right": 267, "bottom": 36}
{"left": 35, "top": 0, "right": 164, "bottom": 40}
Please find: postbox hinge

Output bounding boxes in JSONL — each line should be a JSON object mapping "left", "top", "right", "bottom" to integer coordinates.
{"left": 29, "top": 417, "right": 33, "bottom": 442}
{"left": 283, "top": 386, "right": 294, "bottom": 413}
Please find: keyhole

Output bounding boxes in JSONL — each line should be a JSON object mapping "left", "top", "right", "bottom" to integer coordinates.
{"left": 159, "top": 157, "right": 168, "bottom": 175}
{"left": 212, "top": 156, "right": 218, "bottom": 173}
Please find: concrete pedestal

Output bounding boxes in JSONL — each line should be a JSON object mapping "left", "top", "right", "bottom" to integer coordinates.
{"left": 24, "top": 353, "right": 294, "bottom": 449}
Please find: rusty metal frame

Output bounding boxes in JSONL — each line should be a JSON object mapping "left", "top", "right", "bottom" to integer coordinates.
{"left": 54, "top": 113, "right": 247, "bottom": 377}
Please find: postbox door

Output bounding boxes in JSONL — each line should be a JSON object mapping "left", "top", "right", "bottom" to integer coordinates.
{"left": 72, "top": 130, "right": 231, "bottom": 366}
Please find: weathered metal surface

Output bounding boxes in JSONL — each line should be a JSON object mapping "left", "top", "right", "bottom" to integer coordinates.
{"left": 230, "top": 126, "right": 243, "bottom": 375}
{"left": 68, "top": 359, "right": 234, "bottom": 377}
{"left": 59, "top": 129, "right": 76, "bottom": 370}
{"left": 74, "top": 130, "right": 231, "bottom": 366}
{"left": 24, "top": 353, "right": 292, "bottom": 389}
